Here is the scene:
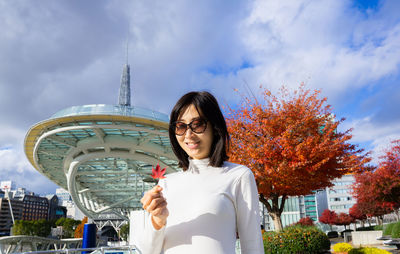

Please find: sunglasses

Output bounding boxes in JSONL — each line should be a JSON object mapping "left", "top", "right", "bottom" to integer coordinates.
{"left": 173, "top": 118, "right": 208, "bottom": 136}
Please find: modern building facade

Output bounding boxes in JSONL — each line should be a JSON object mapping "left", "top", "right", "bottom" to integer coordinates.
{"left": 20, "top": 195, "right": 49, "bottom": 221}
{"left": 316, "top": 189, "right": 329, "bottom": 218}
{"left": 47, "top": 195, "right": 67, "bottom": 220}
{"left": 261, "top": 194, "right": 320, "bottom": 231}
{"left": 55, "top": 188, "right": 72, "bottom": 205}
{"left": 0, "top": 198, "right": 23, "bottom": 236}
{"left": 300, "top": 194, "right": 319, "bottom": 221}
{"left": 12, "top": 188, "right": 34, "bottom": 199}
{"left": 326, "top": 174, "right": 356, "bottom": 214}
{"left": 56, "top": 188, "right": 84, "bottom": 220}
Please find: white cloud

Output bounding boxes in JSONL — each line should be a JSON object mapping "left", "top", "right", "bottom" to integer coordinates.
{"left": 0, "top": 124, "right": 59, "bottom": 194}
{"left": 233, "top": 0, "right": 400, "bottom": 96}
{"left": 0, "top": 148, "right": 32, "bottom": 174}
{"left": 340, "top": 115, "right": 400, "bottom": 163}
{"left": 0, "top": 146, "right": 58, "bottom": 194}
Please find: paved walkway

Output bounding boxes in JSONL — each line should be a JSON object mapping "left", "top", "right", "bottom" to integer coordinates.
{"left": 330, "top": 237, "right": 400, "bottom": 253}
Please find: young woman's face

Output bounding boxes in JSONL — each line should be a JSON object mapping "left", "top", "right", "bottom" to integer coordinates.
{"left": 175, "top": 104, "right": 213, "bottom": 160}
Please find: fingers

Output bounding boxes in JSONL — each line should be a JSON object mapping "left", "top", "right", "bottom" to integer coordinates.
{"left": 151, "top": 200, "right": 168, "bottom": 216}
{"left": 140, "top": 185, "right": 166, "bottom": 212}
{"left": 146, "top": 197, "right": 167, "bottom": 212}
{"left": 141, "top": 185, "right": 169, "bottom": 229}
{"left": 140, "top": 185, "right": 161, "bottom": 204}
{"left": 141, "top": 192, "right": 162, "bottom": 210}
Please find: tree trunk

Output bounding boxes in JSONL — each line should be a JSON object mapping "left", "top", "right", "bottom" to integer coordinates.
{"left": 375, "top": 216, "right": 383, "bottom": 226}
{"left": 394, "top": 209, "right": 400, "bottom": 222}
{"left": 260, "top": 194, "right": 286, "bottom": 232}
{"left": 270, "top": 212, "right": 283, "bottom": 231}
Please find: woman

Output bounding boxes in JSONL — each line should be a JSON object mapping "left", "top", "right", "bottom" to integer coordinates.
{"left": 136, "top": 91, "right": 264, "bottom": 254}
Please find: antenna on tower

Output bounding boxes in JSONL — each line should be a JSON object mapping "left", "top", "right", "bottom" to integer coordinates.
{"left": 118, "top": 35, "right": 131, "bottom": 107}
{"left": 126, "top": 37, "right": 129, "bottom": 65}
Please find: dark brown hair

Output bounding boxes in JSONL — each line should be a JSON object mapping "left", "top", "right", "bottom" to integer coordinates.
{"left": 169, "top": 91, "right": 230, "bottom": 170}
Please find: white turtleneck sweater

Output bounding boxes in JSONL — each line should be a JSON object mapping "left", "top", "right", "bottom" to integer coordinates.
{"left": 132, "top": 158, "right": 264, "bottom": 254}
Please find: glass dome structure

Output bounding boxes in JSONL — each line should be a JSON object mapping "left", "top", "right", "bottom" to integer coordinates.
{"left": 24, "top": 104, "right": 180, "bottom": 220}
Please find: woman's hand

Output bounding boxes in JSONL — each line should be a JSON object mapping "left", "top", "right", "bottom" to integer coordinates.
{"left": 140, "top": 185, "right": 169, "bottom": 230}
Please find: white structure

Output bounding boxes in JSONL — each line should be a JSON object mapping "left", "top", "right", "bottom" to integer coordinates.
{"left": 326, "top": 174, "right": 356, "bottom": 214}
{"left": 56, "top": 188, "right": 72, "bottom": 205}
{"left": 11, "top": 188, "right": 33, "bottom": 199}
{"left": 0, "top": 181, "right": 15, "bottom": 192}
{"left": 24, "top": 64, "right": 180, "bottom": 221}
{"left": 63, "top": 200, "right": 85, "bottom": 220}
{"left": 55, "top": 188, "right": 85, "bottom": 220}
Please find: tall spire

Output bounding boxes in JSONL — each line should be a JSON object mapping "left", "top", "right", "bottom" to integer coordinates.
{"left": 118, "top": 40, "right": 131, "bottom": 106}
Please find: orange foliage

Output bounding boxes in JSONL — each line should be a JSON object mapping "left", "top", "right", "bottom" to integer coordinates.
{"left": 226, "top": 85, "right": 371, "bottom": 230}
{"left": 352, "top": 140, "right": 400, "bottom": 218}
{"left": 74, "top": 217, "right": 88, "bottom": 238}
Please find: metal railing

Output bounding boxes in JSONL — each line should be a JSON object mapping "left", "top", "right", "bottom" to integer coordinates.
{"left": 14, "top": 245, "right": 141, "bottom": 254}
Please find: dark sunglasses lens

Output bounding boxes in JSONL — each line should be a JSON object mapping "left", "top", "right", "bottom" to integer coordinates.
{"left": 175, "top": 123, "right": 187, "bottom": 135}
{"left": 191, "top": 120, "right": 206, "bottom": 133}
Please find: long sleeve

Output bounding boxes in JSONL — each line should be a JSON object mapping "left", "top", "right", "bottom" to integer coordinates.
{"left": 235, "top": 169, "right": 264, "bottom": 254}
{"left": 131, "top": 180, "right": 167, "bottom": 254}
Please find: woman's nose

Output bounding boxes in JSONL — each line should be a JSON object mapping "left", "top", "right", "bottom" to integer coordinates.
{"left": 185, "top": 127, "right": 194, "bottom": 137}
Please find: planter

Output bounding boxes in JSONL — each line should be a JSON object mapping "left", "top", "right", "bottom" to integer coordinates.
{"left": 351, "top": 230, "right": 383, "bottom": 246}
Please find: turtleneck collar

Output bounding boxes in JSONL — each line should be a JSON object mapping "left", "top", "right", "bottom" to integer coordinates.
{"left": 187, "top": 157, "right": 226, "bottom": 174}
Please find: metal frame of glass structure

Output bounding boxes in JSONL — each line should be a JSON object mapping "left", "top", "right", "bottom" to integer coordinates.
{"left": 24, "top": 105, "right": 179, "bottom": 220}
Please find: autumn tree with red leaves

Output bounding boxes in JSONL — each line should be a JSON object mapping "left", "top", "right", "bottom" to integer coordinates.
{"left": 374, "top": 140, "right": 400, "bottom": 210}
{"left": 334, "top": 213, "right": 354, "bottom": 230}
{"left": 352, "top": 140, "right": 400, "bottom": 223}
{"left": 319, "top": 209, "right": 338, "bottom": 231}
{"left": 295, "top": 217, "right": 314, "bottom": 226}
{"left": 226, "top": 85, "right": 371, "bottom": 231}
{"left": 353, "top": 172, "right": 395, "bottom": 225}
{"left": 349, "top": 203, "right": 367, "bottom": 229}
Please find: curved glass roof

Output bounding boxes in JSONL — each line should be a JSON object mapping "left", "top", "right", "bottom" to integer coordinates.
{"left": 52, "top": 104, "right": 170, "bottom": 122}
{"left": 25, "top": 104, "right": 179, "bottom": 220}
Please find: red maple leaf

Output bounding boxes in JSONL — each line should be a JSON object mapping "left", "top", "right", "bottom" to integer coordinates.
{"left": 151, "top": 163, "right": 166, "bottom": 179}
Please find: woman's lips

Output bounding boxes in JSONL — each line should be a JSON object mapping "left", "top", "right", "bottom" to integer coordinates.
{"left": 186, "top": 141, "right": 199, "bottom": 149}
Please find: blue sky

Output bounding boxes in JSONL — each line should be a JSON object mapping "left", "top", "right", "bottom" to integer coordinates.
{"left": 0, "top": 0, "right": 399, "bottom": 195}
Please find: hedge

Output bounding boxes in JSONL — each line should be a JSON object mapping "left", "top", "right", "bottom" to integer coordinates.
{"left": 263, "top": 225, "right": 330, "bottom": 254}
{"left": 391, "top": 221, "right": 400, "bottom": 238}
{"left": 383, "top": 222, "right": 396, "bottom": 236}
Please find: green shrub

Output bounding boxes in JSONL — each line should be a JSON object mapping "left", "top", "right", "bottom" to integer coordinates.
{"left": 373, "top": 224, "right": 383, "bottom": 231}
{"left": 383, "top": 222, "right": 396, "bottom": 236}
{"left": 263, "top": 225, "right": 330, "bottom": 254}
{"left": 12, "top": 219, "right": 51, "bottom": 237}
{"left": 55, "top": 217, "right": 81, "bottom": 238}
{"left": 391, "top": 221, "right": 400, "bottom": 238}
{"left": 120, "top": 223, "right": 129, "bottom": 241}
{"left": 349, "top": 247, "right": 390, "bottom": 254}
{"left": 333, "top": 242, "right": 352, "bottom": 253}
